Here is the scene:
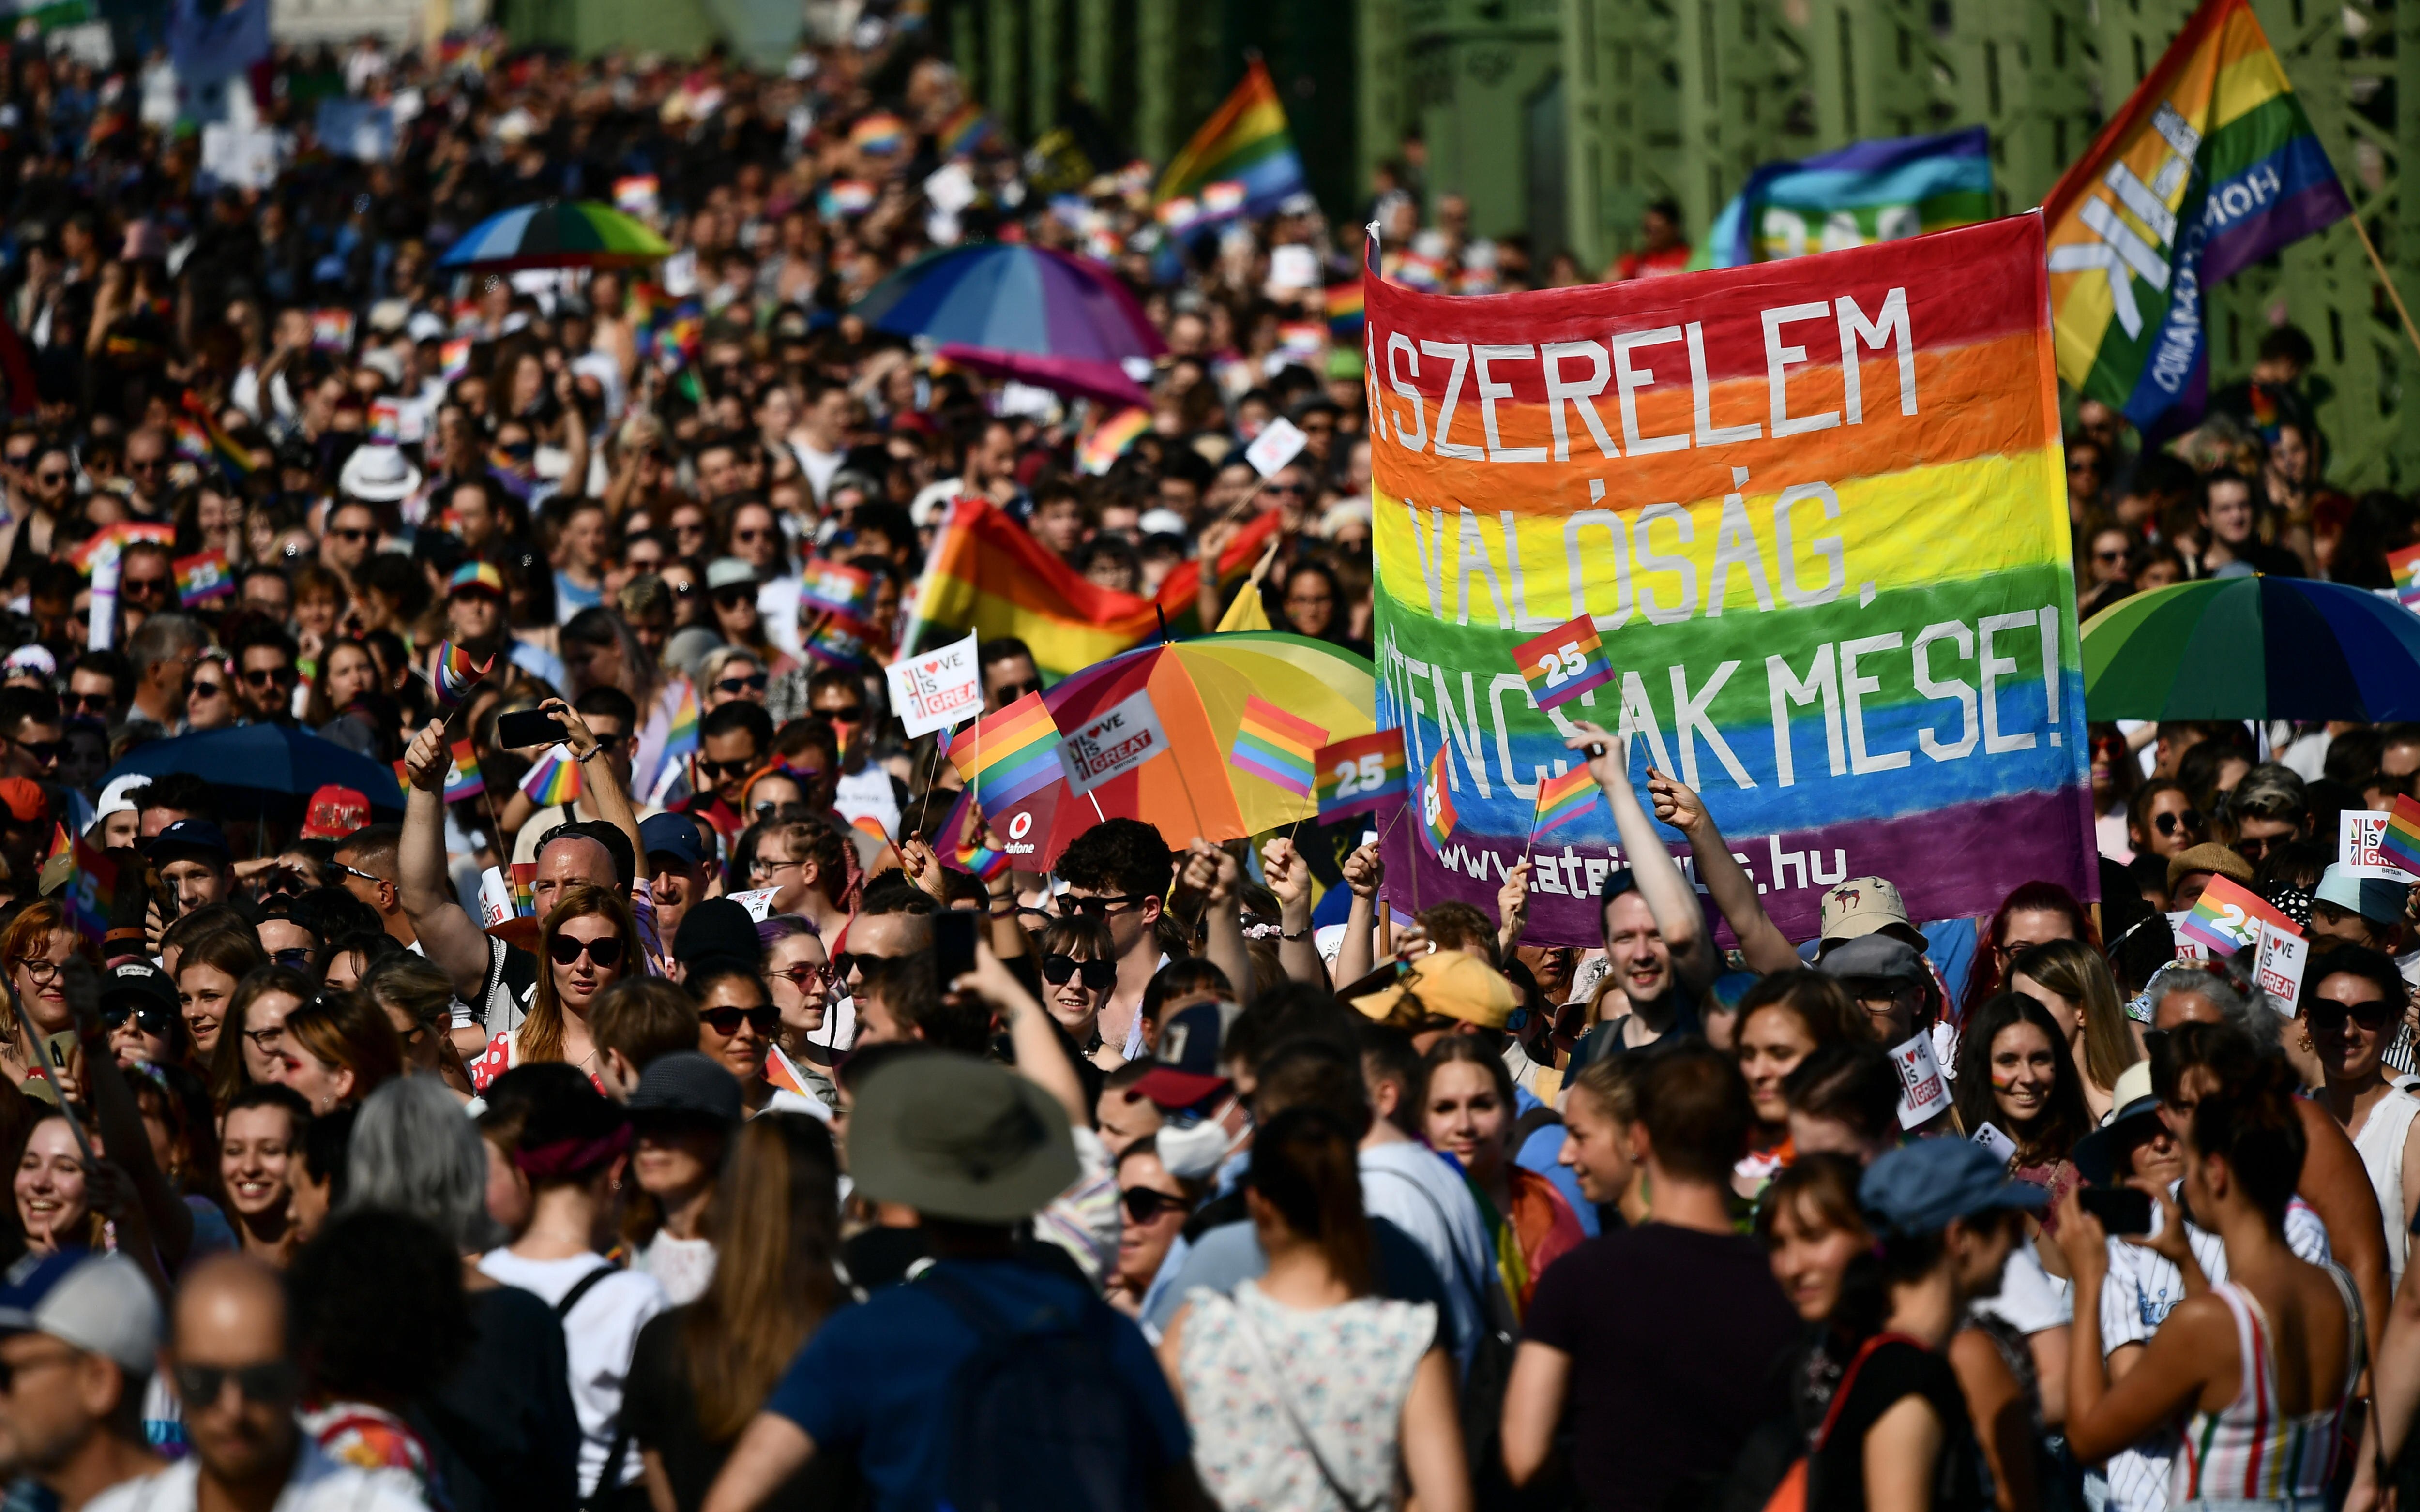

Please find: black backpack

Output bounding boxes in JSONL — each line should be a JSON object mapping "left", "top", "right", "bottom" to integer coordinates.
{"left": 920, "top": 1267, "right": 1152, "bottom": 1512}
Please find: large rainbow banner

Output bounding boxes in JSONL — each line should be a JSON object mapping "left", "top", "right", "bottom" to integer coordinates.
{"left": 1366, "top": 215, "right": 2093, "bottom": 945}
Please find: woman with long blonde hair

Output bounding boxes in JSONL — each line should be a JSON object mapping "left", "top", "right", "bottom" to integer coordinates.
{"left": 2009, "top": 938, "right": 2142, "bottom": 1123}
{"left": 469, "top": 883, "right": 638, "bottom": 1094}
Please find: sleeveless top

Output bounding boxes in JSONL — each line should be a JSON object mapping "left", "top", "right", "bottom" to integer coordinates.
{"left": 2173, "top": 1274, "right": 2361, "bottom": 1506}
{"left": 2352, "top": 1087, "right": 2420, "bottom": 1285}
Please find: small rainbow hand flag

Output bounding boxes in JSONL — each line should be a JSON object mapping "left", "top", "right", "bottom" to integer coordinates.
{"left": 660, "top": 681, "right": 700, "bottom": 763}
{"left": 956, "top": 831, "right": 1012, "bottom": 882}
{"left": 1229, "top": 697, "right": 1326, "bottom": 801}
{"left": 429, "top": 642, "right": 493, "bottom": 710}
{"left": 2380, "top": 793, "right": 2420, "bottom": 876}
{"left": 1078, "top": 408, "right": 1152, "bottom": 476}
{"left": 1421, "top": 748, "right": 1458, "bottom": 854}
{"left": 180, "top": 394, "right": 254, "bottom": 477}
{"left": 2177, "top": 874, "right": 2300, "bottom": 957}
{"left": 45, "top": 823, "right": 68, "bottom": 865}
{"left": 1315, "top": 729, "right": 1409, "bottom": 822}
{"left": 444, "top": 739, "right": 484, "bottom": 803}
{"left": 519, "top": 744, "right": 583, "bottom": 806}
{"left": 766, "top": 1043, "right": 824, "bottom": 1105}
{"left": 848, "top": 111, "right": 907, "bottom": 154}
{"left": 1513, "top": 612, "right": 1614, "bottom": 713}
{"left": 2391, "top": 544, "right": 2420, "bottom": 609}
{"left": 1325, "top": 280, "right": 1365, "bottom": 339}
{"left": 174, "top": 550, "right": 233, "bottom": 607}
{"left": 946, "top": 692, "right": 1062, "bottom": 808}
{"left": 937, "top": 104, "right": 994, "bottom": 158}
{"left": 1531, "top": 766, "right": 1600, "bottom": 838}
{"left": 61, "top": 838, "right": 116, "bottom": 948}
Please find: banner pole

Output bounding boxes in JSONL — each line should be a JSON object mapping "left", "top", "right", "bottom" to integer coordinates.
{"left": 2350, "top": 213, "right": 2420, "bottom": 361}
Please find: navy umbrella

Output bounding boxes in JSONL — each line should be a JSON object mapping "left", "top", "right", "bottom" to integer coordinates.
{"left": 101, "top": 725, "right": 405, "bottom": 816}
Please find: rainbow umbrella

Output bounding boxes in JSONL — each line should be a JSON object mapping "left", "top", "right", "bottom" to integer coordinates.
{"left": 438, "top": 200, "right": 671, "bottom": 272}
{"left": 853, "top": 243, "right": 1166, "bottom": 407}
{"left": 2082, "top": 576, "right": 2420, "bottom": 720}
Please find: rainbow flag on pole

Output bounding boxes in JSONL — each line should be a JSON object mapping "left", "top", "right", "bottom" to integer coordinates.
{"left": 1699, "top": 127, "right": 1993, "bottom": 269}
{"left": 2380, "top": 793, "right": 2420, "bottom": 876}
{"left": 1078, "top": 409, "right": 1152, "bottom": 476}
{"left": 519, "top": 745, "right": 583, "bottom": 806}
{"left": 946, "top": 692, "right": 1062, "bottom": 808}
{"left": 61, "top": 838, "right": 115, "bottom": 947}
{"left": 2389, "top": 545, "right": 2420, "bottom": 610}
{"left": 429, "top": 642, "right": 492, "bottom": 709}
{"left": 2045, "top": 0, "right": 2350, "bottom": 437}
{"left": 956, "top": 833, "right": 1013, "bottom": 881}
{"left": 1531, "top": 767, "right": 1600, "bottom": 838}
{"left": 1513, "top": 613, "right": 1614, "bottom": 713}
{"left": 1316, "top": 730, "right": 1409, "bottom": 823}
{"left": 1229, "top": 697, "right": 1326, "bottom": 800}
{"left": 173, "top": 550, "right": 233, "bottom": 607}
{"left": 1421, "top": 748, "right": 1458, "bottom": 854}
{"left": 444, "top": 739, "right": 484, "bottom": 803}
{"left": 1154, "top": 59, "right": 1307, "bottom": 222}
{"left": 180, "top": 394, "right": 255, "bottom": 477}
{"left": 2177, "top": 873, "right": 2301, "bottom": 955}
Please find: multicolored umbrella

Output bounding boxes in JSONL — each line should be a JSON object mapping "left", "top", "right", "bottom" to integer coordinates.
{"left": 854, "top": 243, "right": 1166, "bottom": 407}
{"left": 2081, "top": 576, "right": 2420, "bottom": 720}
{"left": 438, "top": 200, "right": 672, "bottom": 271}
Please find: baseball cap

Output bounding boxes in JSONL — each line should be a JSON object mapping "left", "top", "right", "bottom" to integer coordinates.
{"left": 2168, "top": 843, "right": 2254, "bottom": 896}
{"left": 639, "top": 812, "right": 707, "bottom": 870}
{"left": 300, "top": 785, "right": 370, "bottom": 839}
{"left": 144, "top": 818, "right": 231, "bottom": 868}
{"left": 2315, "top": 863, "right": 2409, "bottom": 928}
{"left": 0, "top": 1252, "right": 161, "bottom": 1376}
{"left": 1813, "top": 932, "right": 1928, "bottom": 987}
{"left": 1131, "top": 1000, "right": 1239, "bottom": 1109}
{"left": 448, "top": 561, "right": 507, "bottom": 599}
{"left": 99, "top": 960, "right": 176, "bottom": 1022}
{"left": 0, "top": 778, "right": 45, "bottom": 825}
{"left": 91, "top": 774, "right": 148, "bottom": 824}
{"left": 1860, "top": 1138, "right": 2049, "bottom": 1238}
{"left": 705, "top": 558, "right": 758, "bottom": 592}
{"left": 2072, "top": 1061, "right": 2162, "bottom": 1187}
{"left": 1819, "top": 876, "right": 1911, "bottom": 942}
{"left": 1349, "top": 950, "right": 1517, "bottom": 1031}
{"left": 628, "top": 1051, "right": 743, "bottom": 1128}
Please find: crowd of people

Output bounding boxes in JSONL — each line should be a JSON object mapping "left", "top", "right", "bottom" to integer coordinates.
{"left": 0, "top": 11, "right": 2415, "bottom": 1512}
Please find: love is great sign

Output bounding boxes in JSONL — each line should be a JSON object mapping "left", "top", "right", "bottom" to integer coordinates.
{"left": 1368, "top": 217, "right": 2095, "bottom": 944}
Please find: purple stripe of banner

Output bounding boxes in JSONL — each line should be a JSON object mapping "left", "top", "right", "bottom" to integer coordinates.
{"left": 2203, "top": 181, "right": 2352, "bottom": 288}
{"left": 1382, "top": 787, "right": 2097, "bottom": 948}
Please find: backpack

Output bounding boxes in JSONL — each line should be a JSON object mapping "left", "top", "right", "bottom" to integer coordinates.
{"left": 920, "top": 1266, "right": 1151, "bottom": 1512}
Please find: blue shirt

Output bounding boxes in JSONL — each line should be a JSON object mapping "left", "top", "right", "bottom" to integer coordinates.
{"left": 766, "top": 1257, "right": 1189, "bottom": 1511}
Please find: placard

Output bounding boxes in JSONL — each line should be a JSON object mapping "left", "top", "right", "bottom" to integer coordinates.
{"left": 1056, "top": 689, "right": 1169, "bottom": 795}
{"left": 1243, "top": 416, "right": 1308, "bottom": 478}
{"left": 726, "top": 887, "right": 778, "bottom": 923}
{"left": 883, "top": 632, "right": 983, "bottom": 736}
{"left": 1891, "top": 1030, "right": 1951, "bottom": 1129}
{"left": 2253, "top": 919, "right": 2310, "bottom": 1010}
{"left": 2341, "top": 809, "right": 2397, "bottom": 879}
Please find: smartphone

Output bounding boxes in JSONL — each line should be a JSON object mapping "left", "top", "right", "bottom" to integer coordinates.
{"left": 935, "top": 910, "right": 978, "bottom": 984}
{"left": 2079, "top": 1185, "right": 2153, "bottom": 1235}
{"left": 497, "top": 709, "right": 567, "bottom": 750}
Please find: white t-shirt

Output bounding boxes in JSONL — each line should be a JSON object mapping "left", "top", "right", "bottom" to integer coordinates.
{"left": 476, "top": 1251, "right": 667, "bottom": 1495}
{"left": 1972, "top": 1240, "right": 2071, "bottom": 1335}
{"left": 793, "top": 439, "right": 844, "bottom": 503}
{"left": 86, "top": 1438, "right": 426, "bottom": 1512}
{"left": 634, "top": 1231, "right": 717, "bottom": 1306}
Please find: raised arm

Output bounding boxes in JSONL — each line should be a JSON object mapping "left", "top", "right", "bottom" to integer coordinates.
{"left": 959, "top": 935, "right": 1087, "bottom": 1128}
{"left": 400, "top": 718, "right": 499, "bottom": 1004}
{"left": 1564, "top": 722, "right": 1718, "bottom": 993}
{"left": 1643, "top": 768, "right": 1797, "bottom": 973}
{"left": 549, "top": 697, "right": 648, "bottom": 885}
{"left": 1333, "top": 842, "right": 1383, "bottom": 987}
{"left": 1180, "top": 841, "right": 1252, "bottom": 1007}
{"left": 1259, "top": 837, "right": 1326, "bottom": 988}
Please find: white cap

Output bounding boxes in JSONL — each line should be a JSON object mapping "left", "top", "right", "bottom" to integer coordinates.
{"left": 1136, "top": 508, "right": 1188, "bottom": 539}
{"left": 0, "top": 1253, "right": 160, "bottom": 1375}
{"left": 92, "top": 773, "right": 150, "bottom": 823}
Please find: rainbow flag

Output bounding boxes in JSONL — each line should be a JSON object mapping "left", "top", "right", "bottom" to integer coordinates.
{"left": 660, "top": 682, "right": 700, "bottom": 764}
{"left": 1316, "top": 730, "right": 1409, "bottom": 823}
{"left": 946, "top": 692, "right": 1062, "bottom": 808}
{"left": 2045, "top": 0, "right": 2350, "bottom": 437}
{"left": 2178, "top": 873, "right": 2300, "bottom": 956}
{"left": 1697, "top": 127, "right": 1992, "bottom": 269}
{"left": 848, "top": 112, "right": 907, "bottom": 155}
{"left": 61, "top": 838, "right": 114, "bottom": 948}
{"left": 429, "top": 642, "right": 492, "bottom": 709}
{"left": 936, "top": 104, "right": 994, "bottom": 158}
{"left": 67, "top": 522, "right": 173, "bottom": 577}
{"left": 956, "top": 833, "right": 1012, "bottom": 881}
{"left": 440, "top": 338, "right": 473, "bottom": 379}
{"left": 45, "top": 823, "right": 67, "bottom": 865}
{"left": 519, "top": 745, "right": 583, "bottom": 806}
{"left": 1154, "top": 59, "right": 1308, "bottom": 222}
{"left": 2389, "top": 544, "right": 2420, "bottom": 609}
{"left": 181, "top": 393, "right": 255, "bottom": 477}
{"left": 1325, "top": 280, "right": 1365, "bottom": 339}
{"left": 172, "top": 417, "right": 210, "bottom": 463}
{"left": 444, "top": 739, "right": 484, "bottom": 803}
{"left": 1421, "top": 747, "right": 1457, "bottom": 853}
{"left": 173, "top": 550, "right": 233, "bottom": 607}
{"left": 800, "top": 611, "right": 877, "bottom": 670}
{"left": 1229, "top": 697, "right": 1326, "bottom": 800}
{"left": 309, "top": 309, "right": 356, "bottom": 353}
{"left": 801, "top": 558, "right": 877, "bottom": 621}
{"left": 2381, "top": 793, "right": 2420, "bottom": 876}
{"left": 1078, "top": 409, "right": 1152, "bottom": 476}
{"left": 913, "top": 498, "right": 1282, "bottom": 680}
{"left": 1531, "top": 766, "right": 1600, "bottom": 838}
{"left": 819, "top": 180, "right": 877, "bottom": 218}
{"left": 1513, "top": 613, "right": 1613, "bottom": 713}
{"left": 766, "top": 1043, "right": 821, "bottom": 1102}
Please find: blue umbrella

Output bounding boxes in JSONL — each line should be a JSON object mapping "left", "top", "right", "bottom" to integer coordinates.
{"left": 102, "top": 726, "right": 405, "bottom": 815}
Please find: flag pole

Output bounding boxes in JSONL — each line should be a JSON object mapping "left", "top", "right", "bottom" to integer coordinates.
{"left": 2349, "top": 213, "right": 2420, "bottom": 360}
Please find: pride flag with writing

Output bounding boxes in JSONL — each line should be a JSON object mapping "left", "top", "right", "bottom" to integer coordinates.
{"left": 1154, "top": 60, "right": 1307, "bottom": 222}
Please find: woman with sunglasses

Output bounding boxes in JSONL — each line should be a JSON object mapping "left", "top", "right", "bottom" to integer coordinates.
{"left": 1964, "top": 880, "right": 2095, "bottom": 1018}
{"left": 185, "top": 655, "right": 240, "bottom": 732}
{"left": 760, "top": 919, "right": 837, "bottom": 1088}
{"left": 273, "top": 990, "right": 407, "bottom": 1116}
{"left": 209, "top": 964, "right": 314, "bottom": 1108}
{"left": 2302, "top": 945, "right": 2420, "bottom": 1287}
{"left": 2089, "top": 722, "right": 2142, "bottom": 863}
{"left": 697, "top": 647, "right": 770, "bottom": 712}
{"left": 688, "top": 959, "right": 778, "bottom": 1114}
{"left": 1, "top": 902, "right": 99, "bottom": 1088}
{"left": 471, "top": 883, "right": 638, "bottom": 1095}
{"left": 2128, "top": 777, "right": 2204, "bottom": 864}
{"left": 1108, "top": 1136, "right": 1203, "bottom": 1317}
{"left": 1034, "top": 915, "right": 1122, "bottom": 1069}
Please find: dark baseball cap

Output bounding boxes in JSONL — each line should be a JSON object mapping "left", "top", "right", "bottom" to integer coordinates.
{"left": 628, "top": 1051, "right": 742, "bottom": 1128}
{"left": 639, "top": 812, "right": 707, "bottom": 869}
{"left": 144, "top": 819, "right": 231, "bottom": 868}
{"left": 99, "top": 960, "right": 175, "bottom": 1020}
{"left": 1131, "top": 1000, "right": 1237, "bottom": 1110}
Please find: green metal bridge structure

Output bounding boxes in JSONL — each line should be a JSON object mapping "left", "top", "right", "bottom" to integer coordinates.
{"left": 932, "top": 0, "right": 2420, "bottom": 490}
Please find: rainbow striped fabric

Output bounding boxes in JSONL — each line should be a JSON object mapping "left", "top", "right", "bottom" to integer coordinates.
{"left": 766, "top": 1044, "right": 820, "bottom": 1102}
{"left": 429, "top": 642, "right": 491, "bottom": 709}
{"left": 2382, "top": 794, "right": 2420, "bottom": 876}
{"left": 1699, "top": 127, "right": 1992, "bottom": 269}
{"left": 1531, "top": 767, "right": 1600, "bottom": 838}
{"left": 1514, "top": 613, "right": 1614, "bottom": 713}
{"left": 174, "top": 550, "right": 232, "bottom": 607}
{"left": 1154, "top": 59, "right": 1307, "bottom": 222}
{"left": 1421, "top": 748, "right": 1458, "bottom": 854}
{"left": 2045, "top": 0, "right": 2349, "bottom": 437}
{"left": 937, "top": 104, "right": 994, "bottom": 158}
{"left": 61, "top": 838, "right": 114, "bottom": 947}
{"left": 1229, "top": 697, "right": 1327, "bottom": 800}
{"left": 444, "top": 739, "right": 484, "bottom": 803}
{"left": 956, "top": 834, "right": 1012, "bottom": 882}
{"left": 519, "top": 745, "right": 582, "bottom": 806}
{"left": 848, "top": 113, "right": 907, "bottom": 155}
{"left": 946, "top": 692, "right": 1062, "bottom": 808}
{"left": 1079, "top": 409, "right": 1152, "bottom": 476}
{"left": 1366, "top": 215, "right": 2089, "bottom": 944}
{"left": 181, "top": 394, "right": 254, "bottom": 476}
{"left": 914, "top": 498, "right": 1281, "bottom": 680}
{"left": 2178, "top": 874, "right": 2299, "bottom": 956}
{"left": 661, "top": 682, "right": 700, "bottom": 763}
{"left": 1316, "top": 729, "right": 1409, "bottom": 823}
{"left": 2390, "top": 544, "right": 2420, "bottom": 609}
{"left": 1326, "top": 281, "right": 1365, "bottom": 339}
{"left": 68, "top": 522, "right": 173, "bottom": 576}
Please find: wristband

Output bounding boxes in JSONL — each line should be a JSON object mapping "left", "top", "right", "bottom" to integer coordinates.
{"left": 1281, "top": 928, "right": 1314, "bottom": 943}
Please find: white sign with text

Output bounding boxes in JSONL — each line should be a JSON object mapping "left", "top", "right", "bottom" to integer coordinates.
{"left": 884, "top": 632, "right": 983, "bottom": 736}
{"left": 1891, "top": 1031, "right": 1952, "bottom": 1129}
{"left": 1057, "top": 690, "right": 1170, "bottom": 795}
{"left": 2342, "top": 810, "right": 2399, "bottom": 879}
{"left": 2253, "top": 919, "right": 2310, "bottom": 1010}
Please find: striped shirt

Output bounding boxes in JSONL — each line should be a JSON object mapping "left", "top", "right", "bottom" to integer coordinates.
{"left": 2173, "top": 1276, "right": 2358, "bottom": 1505}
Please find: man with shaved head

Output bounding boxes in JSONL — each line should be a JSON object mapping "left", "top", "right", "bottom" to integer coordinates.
{"left": 85, "top": 1256, "right": 424, "bottom": 1512}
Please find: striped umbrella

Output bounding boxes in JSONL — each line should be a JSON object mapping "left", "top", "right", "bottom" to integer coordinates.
{"left": 2081, "top": 576, "right": 2420, "bottom": 719}
{"left": 438, "top": 200, "right": 671, "bottom": 271}
{"left": 853, "top": 242, "right": 1165, "bottom": 406}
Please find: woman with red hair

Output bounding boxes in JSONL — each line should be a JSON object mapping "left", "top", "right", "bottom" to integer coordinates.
{"left": 1964, "top": 881, "right": 2100, "bottom": 1018}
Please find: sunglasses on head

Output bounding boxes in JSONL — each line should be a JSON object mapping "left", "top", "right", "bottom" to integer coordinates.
{"left": 2307, "top": 999, "right": 2393, "bottom": 1032}
{"left": 269, "top": 947, "right": 314, "bottom": 967}
{"left": 1121, "top": 1187, "right": 1191, "bottom": 1224}
{"left": 700, "top": 1004, "right": 779, "bottom": 1037}
{"left": 2155, "top": 809, "right": 2203, "bottom": 836}
{"left": 1042, "top": 954, "right": 1117, "bottom": 991}
{"left": 549, "top": 932, "right": 625, "bottom": 968}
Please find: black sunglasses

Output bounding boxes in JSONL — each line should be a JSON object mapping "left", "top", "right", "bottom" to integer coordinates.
{"left": 715, "top": 674, "right": 770, "bottom": 694}
{"left": 697, "top": 756, "right": 757, "bottom": 779}
{"left": 62, "top": 691, "right": 115, "bottom": 715}
{"left": 2307, "top": 1000, "right": 2393, "bottom": 1032}
{"left": 994, "top": 678, "right": 1042, "bottom": 704}
{"left": 1121, "top": 1187, "right": 1191, "bottom": 1224}
{"left": 817, "top": 704, "right": 865, "bottom": 722}
{"left": 833, "top": 950, "right": 898, "bottom": 980}
{"left": 2154, "top": 810, "right": 2203, "bottom": 836}
{"left": 1042, "top": 954, "right": 1117, "bottom": 991}
{"left": 1065, "top": 894, "right": 1143, "bottom": 918}
{"left": 242, "top": 666, "right": 298, "bottom": 687}
{"left": 548, "top": 933, "right": 625, "bottom": 968}
{"left": 700, "top": 1004, "right": 780, "bottom": 1037}
{"left": 103, "top": 1002, "right": 176, "bottom": 1037}
{"left": 175, "top": 1361, "right": 301, "bottom": 1409}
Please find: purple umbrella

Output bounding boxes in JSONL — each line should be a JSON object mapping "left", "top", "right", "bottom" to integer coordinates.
{"left": 853, "top": 243, "right": 1165, "bottom": 405}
